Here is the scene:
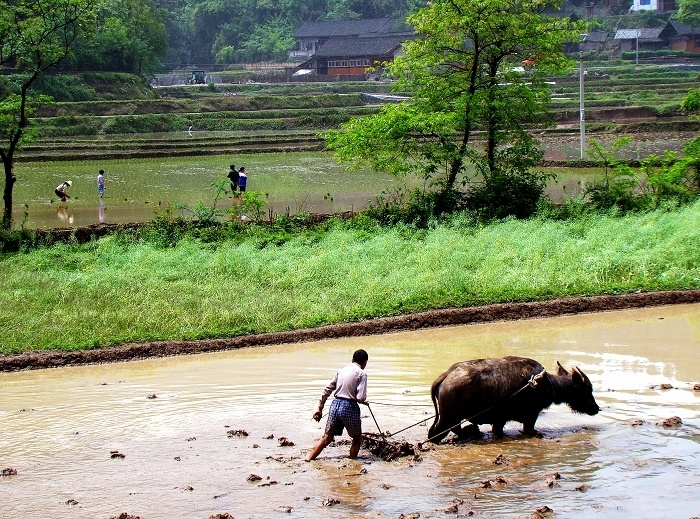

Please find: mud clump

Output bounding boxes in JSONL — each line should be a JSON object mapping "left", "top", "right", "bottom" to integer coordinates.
{"left": 362, "top": 433, "right": 415, "bottom": 461}
{"left": 533, "top": 505, "right": 554, "bottom": 518}
{"left": 110, "top": 514, "right": 140, "bottom": 519}
{"left": 660, "top": 416, "right": 682, "bottom": 427}
{"left": 493, "top": 453, "right": 510, "bottom": 466}
{"left": 110, "top": 450, "right": 125, "bottom": 459}
{"left": 227, "top": 429, "right": 249, "bottom": 438}
{"left": 208, "top": 514, "right": 234, "bottom": 519}
{"left": 246, "top": 474, "right": 262, "bottom": 482}
{"left": 2, "top": 468, "right": 18, "bottom": 476}
{"left": 277, "top": 437, "right": 295, "bottom": 447}
{"left": 545, "top": 472, "right": 562, "bottom": 487}
{"left": 322, "top": 498, "right": 340, "bottom": 506}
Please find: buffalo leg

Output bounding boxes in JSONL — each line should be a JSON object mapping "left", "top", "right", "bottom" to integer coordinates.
{"left": 522, "top": 414, "right": 539, "bottom": 435}
{"left": 457, "top": 423, "right": 481, "bottom": 440}
{"left": 492, "top": 421, "right": 506, "bottom": 437}
{"left": 427, "top": 417, "right": 452, "bottom": 444}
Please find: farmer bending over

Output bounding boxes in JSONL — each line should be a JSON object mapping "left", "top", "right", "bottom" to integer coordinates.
{"left": 307, "top": 349, "right": 368, "bottom": 461}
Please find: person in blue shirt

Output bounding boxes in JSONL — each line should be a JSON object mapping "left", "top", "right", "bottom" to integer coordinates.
{"left": 238, "top": 166, "right": 248, "bottom": 192}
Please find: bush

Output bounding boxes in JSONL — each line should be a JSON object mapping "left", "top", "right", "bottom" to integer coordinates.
{"left": 363, "top": 187, "right": 468, "bottom": 227}
{"left": 32, "top": 74, "right": 96, "bottom": 102}
{"left": 465, "top": 170, "right": 549, "bottom": 220}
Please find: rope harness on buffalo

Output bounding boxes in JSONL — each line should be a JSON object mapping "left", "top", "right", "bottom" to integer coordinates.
{"left": 360, "top": 369, "right": 548, "bottom": 459}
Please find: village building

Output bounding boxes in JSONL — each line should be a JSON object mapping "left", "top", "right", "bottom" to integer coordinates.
{"left": 291, "top": 18, "right": 416, "bottom": 78}
{"left": 659, "top": 20, "right": 700, "bottom": 53}
{"left": 629, "top": 0, "right": 676, "bottom": 11}
{"left": 579, "top": 31, "right": 610, "bottom": 53}
{"left": 614, "top": 27, "right": 666, "bottom": 53}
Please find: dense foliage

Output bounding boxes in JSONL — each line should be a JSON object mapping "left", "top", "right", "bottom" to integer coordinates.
{"left": 56, "top": 0, "right": 426, "bottom": 70}
{"left": 31, "top": 0, "right": 700, "bottom": 71}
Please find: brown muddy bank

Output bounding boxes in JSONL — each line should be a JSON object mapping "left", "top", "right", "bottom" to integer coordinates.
{"left": 3, "top": 289, "right": 699, "bottom": 372}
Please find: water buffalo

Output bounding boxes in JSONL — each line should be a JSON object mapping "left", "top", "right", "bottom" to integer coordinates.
{"left": 428, "top": 356, "right": 599, "bottom": 444}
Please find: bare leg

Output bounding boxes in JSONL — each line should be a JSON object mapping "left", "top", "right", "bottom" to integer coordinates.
{"left": 307, "top": 433, "right": 333, "bottom": 461}
{"left": 349, "top": 435, "right": 362, "bottom": 459}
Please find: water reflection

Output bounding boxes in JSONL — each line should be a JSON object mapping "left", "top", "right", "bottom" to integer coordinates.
{"left": 98, "top": 201, "right": 106, "bottom": 223}
{"left": 56, "top": 206, "right": 74, "bottom": 225}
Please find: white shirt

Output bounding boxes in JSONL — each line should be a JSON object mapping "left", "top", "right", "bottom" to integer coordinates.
{"left": 319, "top": 362, "right": 367, "bottom": 410}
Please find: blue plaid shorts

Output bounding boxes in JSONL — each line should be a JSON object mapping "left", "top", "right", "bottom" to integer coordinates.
{"left": 325, "top": 398, "right": 362, "bottom": 438}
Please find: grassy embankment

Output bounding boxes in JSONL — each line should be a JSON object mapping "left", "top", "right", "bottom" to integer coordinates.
{"left": 1, "top": 201, "right": 699, "bottom": 355}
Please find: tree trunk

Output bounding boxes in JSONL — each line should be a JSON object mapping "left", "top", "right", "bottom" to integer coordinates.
{"left": 486, "top": 62, "right": 499, "bottom": 175}
{"left": 2, "top": 158, "right": 16, "bottom": 229}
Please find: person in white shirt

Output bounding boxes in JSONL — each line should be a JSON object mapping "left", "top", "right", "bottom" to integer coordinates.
{"left": 54, "top": 180, "right": 72, "bottom": 202}
{"left": 307, "top": 349, "right": 369, "bottom": 461}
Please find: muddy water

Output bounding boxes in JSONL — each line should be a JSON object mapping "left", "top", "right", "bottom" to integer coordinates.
{"left": 2, "top": 304, "right": 699, "bottom": 519}
{"left": 10, "top": 152, "right": 419, "bottom": 230}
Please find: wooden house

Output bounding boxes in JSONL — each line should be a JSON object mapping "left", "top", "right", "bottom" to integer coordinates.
{"left": 659, "top": 20, "right": 700, "bottom": 53}
{"left": 297, "top": 34, "right": 416, "bottom": 77}
{"left": 614, "top": 28, "right": 666, "bottom": 53}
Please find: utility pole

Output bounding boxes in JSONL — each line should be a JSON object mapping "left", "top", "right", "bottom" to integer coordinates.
{"left": 579, "top": 50, "right": 585, "bottom": 159}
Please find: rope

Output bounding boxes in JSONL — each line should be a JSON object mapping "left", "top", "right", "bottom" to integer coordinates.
{"left": 366, "top": 401, "right": 434, "bottom": 408}
{"left": 423, "top": 369, "right": 548, "bottom": 444}
{"left": 386, "top": 414, "right": 436, "bottom": 438}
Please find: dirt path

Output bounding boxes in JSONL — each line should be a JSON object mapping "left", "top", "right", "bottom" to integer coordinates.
{"left": 3, "top": 289, "right": 699, "bottom": 372}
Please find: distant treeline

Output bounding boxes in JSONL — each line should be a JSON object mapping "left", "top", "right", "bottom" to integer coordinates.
{"left": 58, "top": 0, "right": 424, "bottom": 75}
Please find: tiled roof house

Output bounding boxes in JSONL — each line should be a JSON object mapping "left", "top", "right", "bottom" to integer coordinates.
{"left": 614, "top": 27, "right": 666, "bottom": 52}
{"left": 659, "top": 20, "right": 700, "bottom": 53}
{"left": 291, "top": 18, "right": 417, "bottom": 77}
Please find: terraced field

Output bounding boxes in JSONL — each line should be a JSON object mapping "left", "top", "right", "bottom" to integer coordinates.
{"left": 21, "top": 63, "right": 700, "bottom": 162}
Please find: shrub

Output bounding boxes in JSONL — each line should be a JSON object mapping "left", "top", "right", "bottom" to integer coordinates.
{"left": 365, "top": 187, "right": 467, "bottom": 227}
{"left": 465, "top": 170, "right": 550, "bottom": 220}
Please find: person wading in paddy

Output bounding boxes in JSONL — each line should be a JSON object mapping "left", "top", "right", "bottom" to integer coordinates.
{"left": 307, "top": 349, "right": 369, "bottom": 461}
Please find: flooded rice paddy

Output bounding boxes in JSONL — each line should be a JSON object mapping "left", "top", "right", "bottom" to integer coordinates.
{"left": 12, "top": 152, "right": 418, "bottom": 229}
{"left": 2, "top": 304, "right": 699, "bottom": 518}
{"left": 9, "top": 132, "right": 694, "bottom": 229}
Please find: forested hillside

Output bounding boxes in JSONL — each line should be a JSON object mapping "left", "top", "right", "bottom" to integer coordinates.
{"left": 57, "top": 0, "right": 692, "bottom": 74}
{"left": 62, "top": 0, "right": 425, "bottom": 74}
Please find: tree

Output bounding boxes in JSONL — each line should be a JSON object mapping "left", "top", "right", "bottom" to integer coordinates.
{"left": 681, "top": 88, "right": 700, "bottom": 116}
{"left": 326, "top": 0, "right": 584, "bottom": 217}
{"left": 70, "top": 0, "right": 168, "bottom": 74}
{"left": 676, "top": 0, "right": 700, "bottom": 54}
{"left": 676, "top": 0, "right": 700, "bottom": 30}
{"left": 0, "top": 0, "right": 96, "bottom": 228}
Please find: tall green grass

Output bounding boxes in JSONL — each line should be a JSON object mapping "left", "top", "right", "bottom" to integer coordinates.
{"left": 2, "top": 202, "right": 699, "bottom": 354}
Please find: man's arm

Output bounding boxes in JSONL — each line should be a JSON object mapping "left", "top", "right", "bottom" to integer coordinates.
{"left": 313, "top": 372, "right": 338, "bottom": 421}
{"left": 356, "top": 372, "right": 367, "bottom": 404}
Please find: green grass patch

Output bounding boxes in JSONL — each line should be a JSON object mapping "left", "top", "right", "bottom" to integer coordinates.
{"left": 1, "top": 202, "right": 699, "bottom": 355}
